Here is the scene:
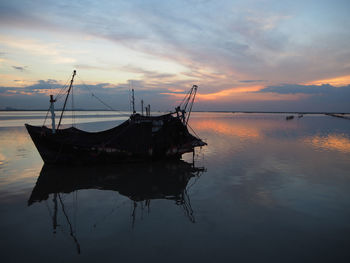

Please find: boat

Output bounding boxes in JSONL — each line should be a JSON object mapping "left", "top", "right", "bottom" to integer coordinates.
{"left": 25, "top": 70, "right": 207, "bottom": 164}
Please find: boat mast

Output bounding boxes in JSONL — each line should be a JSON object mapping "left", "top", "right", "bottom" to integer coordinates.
{"left": 57, "top": 70, "right": 76, "bottom": 130}
{"left": 49, "top": 95, "right": 56, "bottom": 134}
{"left": 132, "top": 89, "right": 136, "bottom": 114}
{"left": 141, "top": 99, "right": 144, "bottom": 116}
{"left": 176, "top": 85, "right": 198, "bottom": 125}
{"left": 186, "top": 85, "right": 197, "bottom": 125}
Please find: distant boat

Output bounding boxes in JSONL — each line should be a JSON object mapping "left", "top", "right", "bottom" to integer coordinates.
{"left": 286, "top": 115, "right": 294, "bottom": 120}
{"left": 25, "top": 70, "right": 207, "bottom": 164}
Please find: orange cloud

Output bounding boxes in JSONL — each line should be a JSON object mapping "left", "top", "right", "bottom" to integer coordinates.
{"left": 196, "top": 85, "right": 263, "bottom": 101}
{"left": 305, "top": 75, "right": 350, "bottom": 86}
{"left": 162, "top": 85, "right": 308, "bottom": 102}
{"left": 168, "top": 88, "right": 184, "bottom": 93}
{"left": 0, "top": 74, "right": 38, "bottom": 87}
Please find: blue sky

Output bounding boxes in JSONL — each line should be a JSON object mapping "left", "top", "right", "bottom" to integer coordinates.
{"left": 0, "top": 0, "right": 349, "bottom": 111}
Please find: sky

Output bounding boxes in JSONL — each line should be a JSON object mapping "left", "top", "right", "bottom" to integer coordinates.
{"left": 0, "top": 0, "right": 349, "bottom": 112}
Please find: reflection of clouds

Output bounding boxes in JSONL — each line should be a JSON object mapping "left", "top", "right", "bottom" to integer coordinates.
{"left": 0, "top": 128, "right": 35, "bottom": 161}
{"left": 0, "top": 128, "right": 42, "bottom": 189}
{"left": 189, "top": 114, "right": 297, "bottom": 140}
{"left": 191, "top": 119, "right": 261, "bottom": 139}
{"left": 0, "top": 152, "right": 5, "bottom": 165}
{"left": 303, "top": 134, "right": 350, "bottom": 153}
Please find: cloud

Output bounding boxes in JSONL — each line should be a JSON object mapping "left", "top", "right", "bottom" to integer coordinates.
{"left": 0, "top": 2, "right": 69, "bottom": 32}
{"left": 239, "top": 80, "right": 266, "bottom": 83}
{"left": 254, "top": 83, "right": 350, "bottom": 112}
{"left": 0, "top": 36, "right": 76, "bottom": 64}
{"left": 1, "top": 0, "right": 349, "bottom": 87}
{"left": 0, "top": 78, "right": 176, "bottom": 110}
{"left": 74, "top": 64, "right": 106, "bottom": 71}
{"left": 1, "top": 0, "right": 350, "bottom": 112}
{"left": 258, "top": 83, "right": 350, "bottom": 95}
{"left": 12, "top": 66, "right": 27, "bottom": 72}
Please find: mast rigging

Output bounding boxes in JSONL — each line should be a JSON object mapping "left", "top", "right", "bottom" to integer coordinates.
{"left": 57, "top": 70, "right": 76, "bottom": 130}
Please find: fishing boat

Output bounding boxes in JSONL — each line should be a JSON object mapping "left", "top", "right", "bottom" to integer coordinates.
{"left": 25, "top": 70, "right": 207, "bottom": 164}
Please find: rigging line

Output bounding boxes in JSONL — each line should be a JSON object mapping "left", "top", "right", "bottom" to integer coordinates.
{"left": 55, "top": 83, "right": 68, "bottom": 101}
{"left": 77, "top": 75, "right": 120, "bottom": 112}
{"left": 73, "top": 191, "right": 78, "bottom": 232}
{"left": 179, "top": 88, "right": 192, "bottom": 108}
{"left": 55, "top": 85, "right": 68, "bottom": 101}
{"left": 187, "top": 122, "right": 201, "bottom": 139}
{"left": 57, "top": 71, "right": 76, "bottom": 130}
{"left": 183, "top": 189, "right": 195, "bottom": 223}
{"left": 58, "top": 193, "right": 81, "bottom": 254}
{"left": 55, "top": 76, "right": 72, "bottom": 101}
{"left": 92, "top": 198, "right": 129, "bottom": 229}
{"left": 55, "top": 86, "right": 69, "bottom": 102}
{"left": 183, "top": 86, "right": 194, "bottom": 111}
{"left": 91, "top": 93, "right": 116, "bottom": 111}
{"left": 187, "top": 175, "right": 201, "bottom": 190}
{"left": 186, "top": 86, "right": 197, "bottom": 125}
{"left": 44, "top": 199, "right": 53, "bottom": 218}
{"left": 43, "top": 107, "right": 50, "bottom": 126}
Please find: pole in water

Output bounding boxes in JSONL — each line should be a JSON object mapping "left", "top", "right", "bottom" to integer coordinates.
{"left": 49, "top": 95, "right": 56, "bottom": 134}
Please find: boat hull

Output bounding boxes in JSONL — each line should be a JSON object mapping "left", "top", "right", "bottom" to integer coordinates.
{"left": 25, "top": 114, "right": 206, "bottom": 164}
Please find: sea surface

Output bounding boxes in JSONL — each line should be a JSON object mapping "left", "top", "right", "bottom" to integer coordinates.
{"left": 0, "top": 111, "right": 350, "bottom": 263}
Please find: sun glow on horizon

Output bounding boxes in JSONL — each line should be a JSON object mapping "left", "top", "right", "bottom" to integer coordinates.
{"left": 304, "top": 75, "right": 350, "bottom": 87}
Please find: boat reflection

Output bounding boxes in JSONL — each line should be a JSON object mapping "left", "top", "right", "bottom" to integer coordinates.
{"left": 28, "top": 160, "right": 206, "bottom": 254}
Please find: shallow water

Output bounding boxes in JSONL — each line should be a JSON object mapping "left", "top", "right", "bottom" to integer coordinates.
{"left": 0, "top": 112, "right": 349, "bottom": 262}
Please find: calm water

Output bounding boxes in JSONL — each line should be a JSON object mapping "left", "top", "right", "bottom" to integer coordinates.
{"left": 0, "top": 112, "right": 350, "bottom": 262}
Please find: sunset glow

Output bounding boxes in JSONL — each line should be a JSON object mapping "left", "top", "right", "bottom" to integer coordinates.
{"left": 0, "top": 0, "right": 349, "bottom": 111}
{"left": 305, "top": 75, "right": 350, "bottom": 87}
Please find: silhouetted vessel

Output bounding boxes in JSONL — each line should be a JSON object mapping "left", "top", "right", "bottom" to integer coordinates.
{"left": 25, "top": 71, "right": 206, "bottom": 164}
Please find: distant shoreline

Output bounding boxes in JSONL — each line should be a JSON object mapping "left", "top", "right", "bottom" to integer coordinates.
{"left": 1, "top": 109, "right": 349, "bottom": 115}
